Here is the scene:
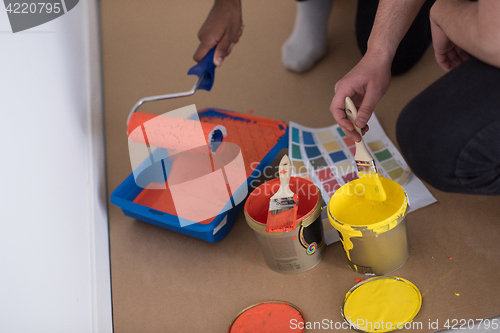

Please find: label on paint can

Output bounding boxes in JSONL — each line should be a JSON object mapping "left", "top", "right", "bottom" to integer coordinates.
{"left": 276, "top": 259, "right": 301, "bottom": 271}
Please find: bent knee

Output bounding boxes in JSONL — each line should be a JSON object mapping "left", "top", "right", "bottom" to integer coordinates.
{"left": 397, "top": 102, "right": 500, "bottom": 195}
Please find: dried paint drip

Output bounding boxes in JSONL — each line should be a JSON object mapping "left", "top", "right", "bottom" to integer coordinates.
{"left": 228, "top": 302, "right": 305, "bottom": 333}
{"left": 342, "top": 277, "right": 422, "bottom": 333}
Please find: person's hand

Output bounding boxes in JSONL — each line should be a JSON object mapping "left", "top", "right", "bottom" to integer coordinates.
{"left": 194, "top": 0, "right": 243, "bottom": 66}
{"left": 430, "top": 5, "right": 469, "bottom": 72}
{"left": 330, "top": 53, "right": 392, "bottom": 142}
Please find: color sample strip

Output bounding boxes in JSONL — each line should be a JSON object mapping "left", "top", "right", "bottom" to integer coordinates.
{"left": 305, "top": 146, "right": 322, "bottom": 158}
{"left": 375, "top": 149, "right": 392, "bottom": 162}
{"left": 317, "top": 130, "right": 335, "bottom": 143}
{"left": 292, "top": 144, "right": 302, "bottom": 159}
{"left": 381, "top": 158, "right": 399, "bottom": 171}
{"left": 310, "top": 156, "right": 328, "bottom": 169}
{"left": 292, "top": 127, "right": 300, "bottom": 143}
{"left": 337, "top": 127, "right": 346, "bottom": 137}
{"left": 334, "top": 159, "right": 355, "bottom": 176}
{"left": 343, "top": 137, "right": 355, "bottom": 147}
{"left": 293, "top": 160, "right": 307, "bottom": 174}
{"left": 303, "top": 131, "right": 315, "bottom": 145}
{"left": 342, "top": 171, "right": 358, "bottom": 183}
{"left": 349, "top": 147, "right": 356, "bottom": 156}
{"left": 329, "top": 150, "right": 347, "bottom": 163}
{"left": 323, "top": 141, "right": 341, "bottom": 153}
{"left": 316, "top": 167, "right": 334, "bottom": 182}
{"left": 388, "top": 167, "right": 404, "bottom": 180}
{"left": 368, "top": 140, "right": 385, "bottom": 152}
{"left": 323, "top": 178, "right": 340, "bottom": 193}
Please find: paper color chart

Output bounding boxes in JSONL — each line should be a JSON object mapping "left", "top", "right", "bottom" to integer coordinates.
{"left": 290, "top": 116, "right": 410, "bottom": 202}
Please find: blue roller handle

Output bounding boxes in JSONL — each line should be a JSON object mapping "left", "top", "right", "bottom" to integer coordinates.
{"left": 187, "top": 47, "right": 216, "bottom": 91}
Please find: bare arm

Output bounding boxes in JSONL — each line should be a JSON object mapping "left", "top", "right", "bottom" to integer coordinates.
{"left": 431, "top": 0, "right": 500, "bottom": 69}
{"left": 367, "top": 0, "right": 428, "bottom": 65}
{"left": 331, "top": 0, "right": 426, "bottom": 142}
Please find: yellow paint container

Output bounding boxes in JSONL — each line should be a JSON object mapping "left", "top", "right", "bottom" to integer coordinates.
{"left": 341, "top": 276, "right": 422, "bottom": 332}
{"left": 327, "top": 177, "right": 409, "bottom": 275}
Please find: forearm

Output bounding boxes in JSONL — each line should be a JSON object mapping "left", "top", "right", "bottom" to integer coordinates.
{"left": 366, "top": 0, "right": 427, "bottom": 63}
{"left": 431, "top": 0, "right": 500, "bottom": 67}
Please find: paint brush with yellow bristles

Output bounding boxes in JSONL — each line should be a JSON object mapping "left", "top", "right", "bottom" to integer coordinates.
{"left": 344, "top": 96, "right": 387, "bottom": 201}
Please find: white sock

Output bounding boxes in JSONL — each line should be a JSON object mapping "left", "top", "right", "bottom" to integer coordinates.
{"left": 282, "top": 0, "right": 333, "bottom": 73}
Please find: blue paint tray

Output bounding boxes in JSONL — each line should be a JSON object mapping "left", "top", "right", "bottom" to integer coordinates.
{"left": 111, "top": 108, "right": 288, "bottom": 242}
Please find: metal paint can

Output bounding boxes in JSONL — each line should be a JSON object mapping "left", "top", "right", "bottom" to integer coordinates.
{"left": 327, "top": 177, "right": 409, "bottom": 276}
{"left": 244, "top": 177, "right": 325, "bottom": 274}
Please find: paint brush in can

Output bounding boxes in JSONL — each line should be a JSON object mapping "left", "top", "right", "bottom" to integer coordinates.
{"left": 344, "top": 97, "right": 387, "bottom": 201}
{"left": 266, "top": 155, "right": 299, "bottom": 233}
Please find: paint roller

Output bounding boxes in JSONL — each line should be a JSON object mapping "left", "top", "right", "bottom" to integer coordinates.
{"left": 127, "top": 111, "right": 227, "bottom": 153}
{"left": 126, "top": 48, "right": 226, "bottom": 152}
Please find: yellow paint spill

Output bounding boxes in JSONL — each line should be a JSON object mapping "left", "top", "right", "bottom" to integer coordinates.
{"left": 343, "top": 277, "right": 421, "bottom": 333}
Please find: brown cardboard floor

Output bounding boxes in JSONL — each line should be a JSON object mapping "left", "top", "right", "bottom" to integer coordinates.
{"left": 101, "top": 1, "right": 500, "bottom": 332}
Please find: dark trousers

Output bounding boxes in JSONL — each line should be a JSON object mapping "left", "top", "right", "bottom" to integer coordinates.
{"left": 396, "top": 58, "right": 500, "bottom": 195}
{"left": 356, "top": 0, "right": 500, "bottom": 195}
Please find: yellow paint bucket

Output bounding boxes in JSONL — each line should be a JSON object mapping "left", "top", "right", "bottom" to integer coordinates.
{"left": 327, "top": 177, "right": 409, "bottom": 275}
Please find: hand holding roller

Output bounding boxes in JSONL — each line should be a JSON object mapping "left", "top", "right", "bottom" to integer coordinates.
{"left": 126, "top": 48, "right": 227, "bottom": 152}
{"left": 126, "top": 48, "right": 217, "bottom": 125}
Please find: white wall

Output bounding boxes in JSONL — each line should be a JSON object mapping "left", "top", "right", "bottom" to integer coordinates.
{"left": 0, "top": 1, "right": 112, "bottom": 332}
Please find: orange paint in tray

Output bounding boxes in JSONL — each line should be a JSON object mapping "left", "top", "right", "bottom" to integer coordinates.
{"left": 111, "top": 108, "right": 288, "bottom": 242}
